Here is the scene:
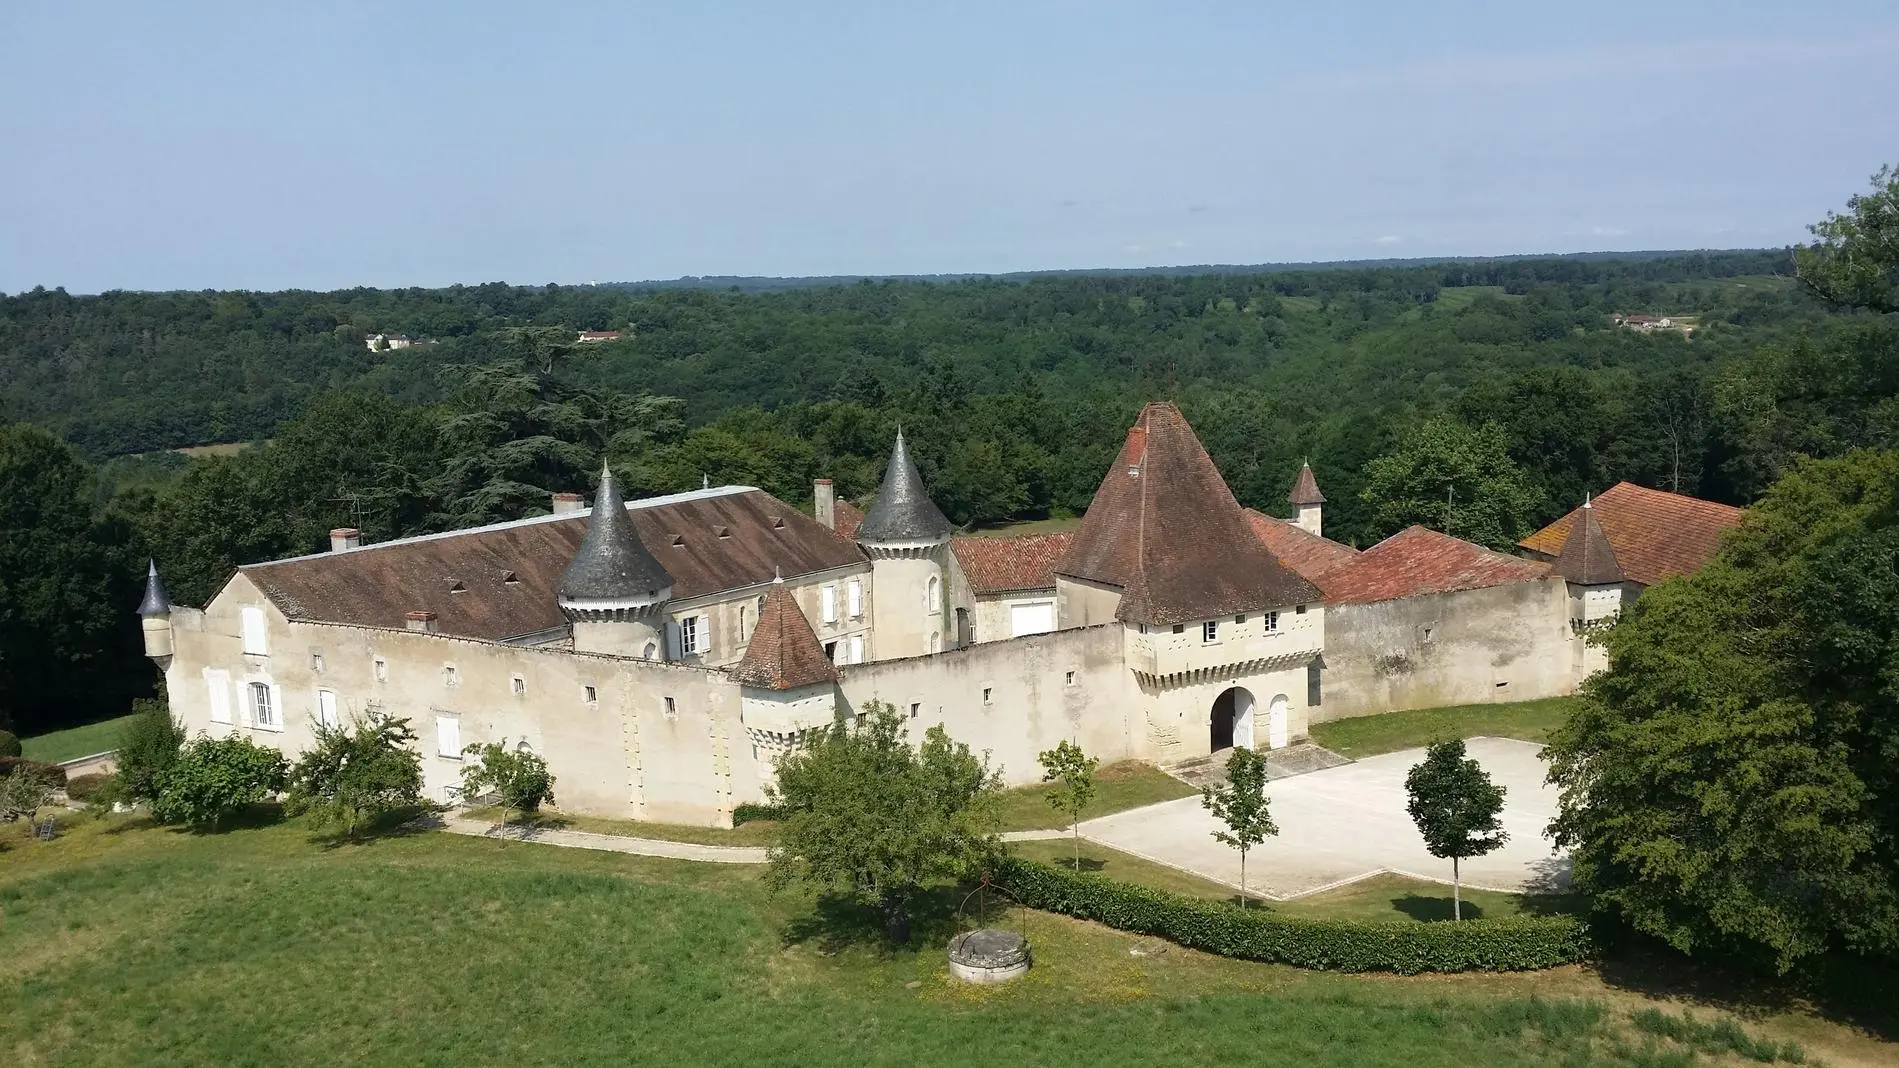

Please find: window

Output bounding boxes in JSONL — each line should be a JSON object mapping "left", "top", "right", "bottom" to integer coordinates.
{"left": 241, "top": 606, "right": 268, "bottom": 656}
{"left": 929, "top": 631, "right": 940, "bottom": 654}
{"left": 909, "top": 702, "right": 920, "bottom": 718}
{"left": 739, "top": 604, "right": 748, "bottom": 640}
{"left": 511, "top": 676, "right": 526, "bottom": 696}
{"left": 207, "top": 672, "right": 232, "bottom": 724}
{"left": 1234, "top": 615, "right": 1246, "bottom": 625}
{"left": 316, "top": 689, "right": 339, "bottom": 729}
{"left": 821, "top": 585, "right": 837, "bottom": 624}
{"left": 249, "top": 682, "right": 276, "bottom": 729}
{"left": 680, "top": 615, "right": 702, "bottom": 656}
{"left": 848, "top": 634, "right": 864, "bottom": 664}
{"left": 1202, "top": 621, "right": 1219, "bottom": 642}
{"left": 1295, "top": 603, "right": 1308, "bottom": 615}
{"left": 1263, "top": 611, "right": 1279, "bottom": 633}
{"left": 1138, "top": 623, "right": 1149, "bottom": 635}
{"left": 663, "top": 696, "right": 677, "bottom": 719}
{"left": 926, "top": 575, "right": 940, "bottom": 614}
{"left": 824, "top": 640, "right": 839, "bottom": 662}
{"left": 584, "top": 684, "right": 597, "bottom": 704}
{"left": 435, "top": 715, "right": 461, "bottom": 758}
{"left": 443, "top": 665, "right": 459, "bottom": 687}
{"left": 982, "top": 687, "right": 993, "bottom": 705}
{"left": 310, "top": 652, "right": 325, "bottom": 673}
{"left": 373, "top": 658, "right": 388, "bottom": 682}
{"left": 1172, "top": 624, "right": 1184, "bottom": 634}
{"left": 847, "top": 580, "right": 863, "bottom": 618}
{"left": 1065, "top": 670, "right": 1076, "bottom": 687}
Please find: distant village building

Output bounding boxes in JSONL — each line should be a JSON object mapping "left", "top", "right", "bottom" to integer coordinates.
{"left": 576, "top": 330, "right": 625, "bottom": 343}
{"left": 1613, "top": 314, "right": 1675, "bottom": 331}
{"left": 365, "top": 333, "right": 413, "bottom": 351}
{"left": 138, "top": 403, "right": 1747, "bottom": 827}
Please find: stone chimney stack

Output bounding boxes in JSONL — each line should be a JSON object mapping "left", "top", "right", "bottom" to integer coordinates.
{"left": 552, "top": 492, "right": 585, "bottom": 514}
{"left": 405, "top": 611, "right": 438, "bottom": 634}
{"left": 813, "top": 478, "right": 836, "bottom": 532}
{"left": 330, "top": 528, "right": 362, "bottom": 552}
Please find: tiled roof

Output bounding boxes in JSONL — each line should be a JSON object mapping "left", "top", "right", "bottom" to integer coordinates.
{"left": 558, "top": 466, "right": 674, "bottom": 603}
{"left": 951, "top": 532, "right": 1074, "bottom": 595}
{"left": 1243, "top": 510, "right": 1359, "bottom": 587}
{"left": 240, "top": 487, "right": 866, "bottom": 641}
{"left": 857, "top": 431, "right": 953, "bottom": 542}
{"left": 1288, "top": 463, "right": 1326, "bottom": 506}
{"left": 1551, "top": 502, "right": 1624, "bottom": 585}
{"left": 1055, "top": 402, "right": 1322, "bottom": 624}
{"left": 1520, "top": 482, "right": 1743, "bottom": 587}
{"left": 1318, "top": 526, "right": 1551, "bottom": 605}
{"left": 832, "top": 498, "right": 864, "bottom": 539}
{"left": 728, "top": 579, "right": 838, "bottom": 690}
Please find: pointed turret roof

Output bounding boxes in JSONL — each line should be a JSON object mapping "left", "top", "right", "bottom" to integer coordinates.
{"left": 856, "top": 430, "right": 952, "bottom": 543}
{"left": 729, "top": 575, "right": 839, "bottom": 690}
{"left": 558, "top": 464, "right": 675, "bottom": 602}
{"left": 1289, "top": 461, "right": 1326, "bottom": 506}
{"left": 137, "top": 559, "right": 170, "bottom": 617}
{"left": 1055, "top": 402, "right": 1323, "bottom": 625}
{"left": 1552, "top": 497, "right": 1625, "bottom": 585}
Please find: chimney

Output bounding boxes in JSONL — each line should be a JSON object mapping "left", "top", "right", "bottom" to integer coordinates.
{"left": 552, "top": 492, "right": 585, "bottom": 514}
{"left": 814, "top": 478, "right": 836, "bottom": 532}
{"left": 405, "top": 611, "right": 438, "bottom": 634}
{"left": 330, "top": 528, "right": 362, "bottom": 552}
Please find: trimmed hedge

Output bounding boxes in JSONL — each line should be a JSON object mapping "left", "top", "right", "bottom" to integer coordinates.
{"left": 0, "top": 729, "right": 19, "bottom": 758}
{"left": 0, "top": 756, "right": 68, "bottom": 787}
{"left": 66, "top": 772, "right": 115, "bottom": 801}
{"left": 732, "top": 802, "right": 784, "bottom": 826}
{"left": 995, "top": 856, "right": 1591, "bottom": 974}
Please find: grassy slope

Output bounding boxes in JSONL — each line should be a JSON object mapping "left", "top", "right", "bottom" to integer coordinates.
{"left": 5, "top": 815, "right": 1882, "bottom": 1068}
{"left": 19, "top": 713, "right": 139, "bottom": 764}
{"left": 991, "top": 761, "right": 1199, "bottom": 831}
{"left": 1308, "top": 697, "right": 1577, "bottom": 759}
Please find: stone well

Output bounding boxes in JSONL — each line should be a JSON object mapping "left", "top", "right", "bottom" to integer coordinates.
{"left": 946, "top": 928, "right": 1031, "bottom": 984}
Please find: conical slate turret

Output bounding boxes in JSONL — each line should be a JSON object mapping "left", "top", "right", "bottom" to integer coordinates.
{"left": 558, "top": 464, "right": 675, "bottom": 619}
{"left": 856, "top": 430, "right": 952, "bottom": 544}
{"left": 137, "top": 559, "right": 171, "bottom": 618}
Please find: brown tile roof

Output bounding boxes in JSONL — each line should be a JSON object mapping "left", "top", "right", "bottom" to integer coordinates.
{"left": 951, "top": 532, "right": 1074, "bottom": 595}
{"left": 1288, "top": 462, "right": 1326, "bottom": 506}
{"left": 728, "top": 579, "right": 838, "bottom": 690}
{"left": 1054, "top": 402, "right": 1322, "bottom": 625}
{"left": 240, "top": 487, "right": 866, "bottom": 640}
{"left": 1519, "top": 482, "right": 1743, "bottom": 587}
{"left": 1319, "top": 526, "right": 1552, "bottom": 605}
{"left": 1244, "top": 510, "right": 1360, "bottom": 587}
{"left": 832, "top": 498, "right": 864, "bottom": 539}
{"left": 1551, "top": 502, "right": 1624, "bottom": 584}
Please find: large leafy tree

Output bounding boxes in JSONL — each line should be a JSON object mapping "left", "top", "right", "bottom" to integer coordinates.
{"left": 0, "top": 423, "right": 147, "bottom": 733}
{"left": 1546, "top": 449, "right": 1899, "bottom": 970}
{"left": 1360, "top": 416, "right": 1542, "bottom": 550}
{"left": 766, "top": 701, "right": 1001, "bottom": 943}
{"left": 285, "top": 716, "right": 426, "bottom": 838}
{"left": 1797, "top": 163, "right": 1899, "bottom": 314}
{"left": 1405, "top": 738, "right": 1509, "bottom": 920}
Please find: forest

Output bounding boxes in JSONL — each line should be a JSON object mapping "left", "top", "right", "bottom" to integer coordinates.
{"left": 1, "top": 169, "right": 1894, "bottom": 737}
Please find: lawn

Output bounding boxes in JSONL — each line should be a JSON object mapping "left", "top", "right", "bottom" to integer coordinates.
{"left": 0, "top": 814, "right": 1884, "bottom": 1067}
{"left": 962, "top": 515, "right": 1080, "bottom": 538}
{"left": 18, "top": 713, "right": 139, "bottom": 764}
{"left": 464, "top": 805, "right": 782, "bottom": 847}
{"left": 991, "top": 760, "right": 1199, "bottom": 831}
{"left": 1308, "top": 697, "right": 1576, "bottom": 759}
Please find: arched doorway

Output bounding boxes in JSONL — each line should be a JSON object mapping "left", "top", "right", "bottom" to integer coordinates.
{"left": 1209, "top": 686, "right": 1256, "bottom": 752}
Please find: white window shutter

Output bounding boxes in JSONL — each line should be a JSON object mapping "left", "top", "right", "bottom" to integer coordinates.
{"left": 849, "top": 635, "right": 864, "bottom": 664}
{"left": 241, "top": 606, "right": 268, "bottom": 656}
{"left": 847, "top": 581, "right": 862, "bottom": 618}
{"left": 317, "top": 690, "right": 339, "bottom": 729}
{"left": 436, "top": 715, "right": 461, "bottom": 757}
{"left": 821, "top": 585, "right": 837, "bottom": 624}
{"left": 207, "top": 672, "right": 231, "bottom": 724}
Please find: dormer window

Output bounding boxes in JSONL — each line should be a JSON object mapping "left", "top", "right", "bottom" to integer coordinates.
{"left": 502, "top": 571, "right": 519, "bottom": 585}
{"left": 449, "top": 579, "right": 466, "bottom": 594}
{"left": 715, "top": 525, "right": 731, "bottom": 539}
{"left": 1202, "top": 621, "right": 1218, "bottom": 642}
{"left": 670, "top": 533, "right": 685, "bottom": 546}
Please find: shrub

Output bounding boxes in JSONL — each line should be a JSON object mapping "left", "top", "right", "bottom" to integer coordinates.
{"left": 732, "top": 802, "right": 784, "bottom": 826}
{"left": 152, "top": 734, "right": 288, "bottom": 831}
{"left": 459, "top": 741, "right": 555, "bottom": 825}
{"left": 0, "top": 763, "right": 58, "bottom": 823}
{"left": 65, "top": 773, "right": 115, "bottom": 802}
{"left": 0, "top": 756, "right": 68, "bottom": 787}
{"left": 285, "top": 718, "right": 424, "bottom": 837}
{"left": 0, "top": 729, "right": 19, "bottom": 758}
{"left": 995, "top": 856, "right": 1592, "bottom": 974}
{"left": 116, "top": 698, "right": 185, "bottom": 804}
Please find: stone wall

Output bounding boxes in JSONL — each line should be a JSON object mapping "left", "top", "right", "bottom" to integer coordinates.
{"left": 1315, "top": 578, "right": 1575, "bottom": 722}
{"left": 836, "top": 623, "right": 1134, "bottom": 785}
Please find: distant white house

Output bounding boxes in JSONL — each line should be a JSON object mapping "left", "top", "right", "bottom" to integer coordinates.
{"left": 576, "top": 330, "right": 625, "bottom": 343}
{"left": 365, "top": 333, "right": 413, "bottom": 351}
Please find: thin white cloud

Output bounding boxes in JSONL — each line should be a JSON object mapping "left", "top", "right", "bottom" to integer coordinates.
{"left": 1373, "top": 235, "right": 1402, "bottom": 245}
{"left": 1591, "top": 225, "right": 1629, "bottom": 237}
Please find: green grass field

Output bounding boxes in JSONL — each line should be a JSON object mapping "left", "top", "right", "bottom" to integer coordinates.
{"left": 1308, "top": 698, "right": 1576, "bottom": 759}
{"left": 5, "top": 812, "right": 1876, "bottom": 1067}
{"left": 992, "top": 760, "right": 1199, "bottom": 831}
{"left": 19, "top": 713, "right": 139, "bottom": 764}
{"left": 962, "top": 515, "right": 1081, "bottom": 538}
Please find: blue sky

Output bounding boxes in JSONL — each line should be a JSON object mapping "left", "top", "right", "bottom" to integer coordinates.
{"left": 4, "top": 1, "right": 1897, "bottom": 293}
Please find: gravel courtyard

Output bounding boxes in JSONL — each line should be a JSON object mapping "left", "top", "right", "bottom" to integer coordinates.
{"left": 1078, "top": 737, "right": 1569, "bottom": 900}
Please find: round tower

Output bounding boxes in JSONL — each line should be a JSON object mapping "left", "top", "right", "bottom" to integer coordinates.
{"left": 559, "top": 464, "right": 676, "bottom": 659}
{"left": 856, "top": 430, "right": 953, "bottom": 659}
{"left": 137, "top": 559, "right": 174, "bottom": 667}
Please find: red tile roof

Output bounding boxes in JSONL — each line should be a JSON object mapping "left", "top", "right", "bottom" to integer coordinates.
{"left": 1055, "top": 402, "right": 1322, "bottom": 624}
{"left": 951, "top": 532, "right": 1074, "bottom": 595}
{"left": 241, "top": 488, "right": 866, "bottom": 640}
{"left": 1244, "top": 510, "right": 1360, "bottom": 585}
{"left": 832, "top": 498, "right": 864, "bottom": 539}
{"left": 1318, "top": 526, "right": 1551, "bottom": 605}
{"left": 728, "top": 580, "right": 838, "bottom": 690}
{"left": 1520, "top": 482, "right": 1743, "bottom": 587}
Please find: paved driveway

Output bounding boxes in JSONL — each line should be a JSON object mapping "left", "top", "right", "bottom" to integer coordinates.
{"left": 1078, "top": 737, "right": 1568, "bottom": 899}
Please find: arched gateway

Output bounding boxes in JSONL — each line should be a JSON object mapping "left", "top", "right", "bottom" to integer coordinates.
{"left": 1209, "top": 686, "right": 1257, "bottom": 752}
